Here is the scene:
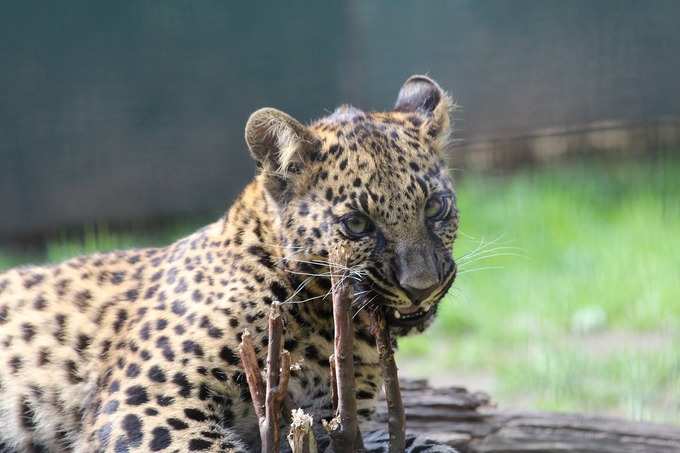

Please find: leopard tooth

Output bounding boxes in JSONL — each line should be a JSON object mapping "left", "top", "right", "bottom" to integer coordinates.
{"left": 393, "top": 310, "right": 401, "bottom": 319}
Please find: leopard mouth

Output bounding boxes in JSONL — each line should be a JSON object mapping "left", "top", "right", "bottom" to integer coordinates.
{"left": 355, "top": 267, "right": 453, "bottom": 328}
{"left": 384, "top": 304, "right": 437, "bottom": 327}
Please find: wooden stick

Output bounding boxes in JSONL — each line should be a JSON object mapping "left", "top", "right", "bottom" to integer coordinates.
{"left": 325, "top": 353, "right": 365, "bottom": 450}
{"left": 239, "top": 302, "right": 289, "bottom": 453}
{"left": 239, "top": 329, "right": 265, "bottom": 419}
{"left": 287, "top": 409, "right": 318, "bottom": 453}
{"left": 370, "top": 308, "right": 406, "bottom": 453}
{"left": 263, "top": 302, "right": 288, "bottom": 452}
{"left": 326, "top": 249, "right": 362, "bottom": 452}
{"left": 328, "top": 354, "right": 338, "bottom": 413}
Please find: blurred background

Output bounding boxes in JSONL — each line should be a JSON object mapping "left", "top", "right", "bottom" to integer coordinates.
{"left": 1, "top": 1, "right": 679, "bottom": 423}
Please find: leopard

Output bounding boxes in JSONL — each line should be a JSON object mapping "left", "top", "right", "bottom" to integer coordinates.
{"left": 0, "top": 75, "right": 460, "bottom": 452}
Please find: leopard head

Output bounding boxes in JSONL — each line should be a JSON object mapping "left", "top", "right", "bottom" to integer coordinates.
{"left": 245, "top": 75, "right": 459, "bottom": 336}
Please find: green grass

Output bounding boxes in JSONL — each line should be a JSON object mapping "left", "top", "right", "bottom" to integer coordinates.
{"left": 1, "top": 156, "right": 679, "bottom": 423}
{"left": 0, "top": 220, "right": 209, "bottom": 269}
{"left": 398, "top": 155, "right": 680, "bottom": 423}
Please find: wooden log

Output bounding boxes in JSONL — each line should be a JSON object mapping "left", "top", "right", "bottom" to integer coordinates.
{"left": 371, "top": 379, "right": 680, "bottom": 453}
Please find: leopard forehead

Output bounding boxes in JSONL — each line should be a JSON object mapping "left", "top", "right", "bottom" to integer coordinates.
{"left": 301, "top": 106, "right": 453, "bottom": 224}
{"left": 312, "top": 105, "right": 447, "bottom": 164}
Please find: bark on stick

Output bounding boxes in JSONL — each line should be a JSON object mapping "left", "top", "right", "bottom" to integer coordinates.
{"left": 239, "top": 302, "right": 290, "bottom": 453}
{"left": 287, "top": 409, "right": 318, "bottom": 453}
{"left": 325, "top": 249, "right": 362, "bottom": 452}
{"left": 370, "top": 308, "right": 406, "bottom": 453}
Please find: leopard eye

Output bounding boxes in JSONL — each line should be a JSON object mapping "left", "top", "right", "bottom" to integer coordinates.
{"left": 425, "top": 194, "right": 450, "bottom": 220}
{"left": 341, "top": 213, "right": 374, "bottom": 238}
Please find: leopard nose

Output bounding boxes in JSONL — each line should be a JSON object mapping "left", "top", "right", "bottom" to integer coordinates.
{"left": 400, "top": 282, "right": 440, "bottom": 305}
{"left": 392, "top": 244, "right": 441, "bottom": 304}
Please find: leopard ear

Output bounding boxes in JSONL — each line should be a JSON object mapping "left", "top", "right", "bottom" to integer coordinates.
{"left": 394, "top": 75, "right": 453, "bottom": 149}
{"left": 245, "top": 108, "right": 320, "bottom": 200}
{"left": 245, "top": 108, "right": 318, "bottom": 174}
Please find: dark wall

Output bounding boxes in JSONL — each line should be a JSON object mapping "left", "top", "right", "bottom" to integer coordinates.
{"left": 2, "top": 1, "right": 679, "bottom": 238}
{"left": 341, "top": 0, "right": 680, "bottom": 138}
{"left": 0, "top": 2, "right": 349, "bottom": 237}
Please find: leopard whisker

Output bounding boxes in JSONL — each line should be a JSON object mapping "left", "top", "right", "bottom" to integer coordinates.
{"left": 283, "top": 256, "right": 353, "bottom": 272}
{"left": 457, "top": 265, "right": 504, "bottom": 275}
{"left": 283, "top": 269, "right": 345, "bottom": 279}
{"left": 456, "top": 234, "right": 508, "bottom": 260}
{"left": 458, "top": 245, "right": 523, "bottom": 262}
{"left": 352, "top": 295, "right": 378, "bottom": 320}
{"left": 281, "top": 275, "right": 316, "bottom": 305}
{"left": 457, "top": 250, "right": 525, "bottom": 269}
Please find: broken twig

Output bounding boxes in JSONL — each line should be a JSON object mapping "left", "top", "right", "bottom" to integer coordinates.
{"left": 288, "top": 409, "right": 318, "bottom": 453}
{"left": 370, "top": 308, "right": 406, "bottom": 453}
{"left": 239, "top": 302, "right": 290, "bottom": 453}
{"left": 326, "top": 249, "right": 363, "bottom": 452}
